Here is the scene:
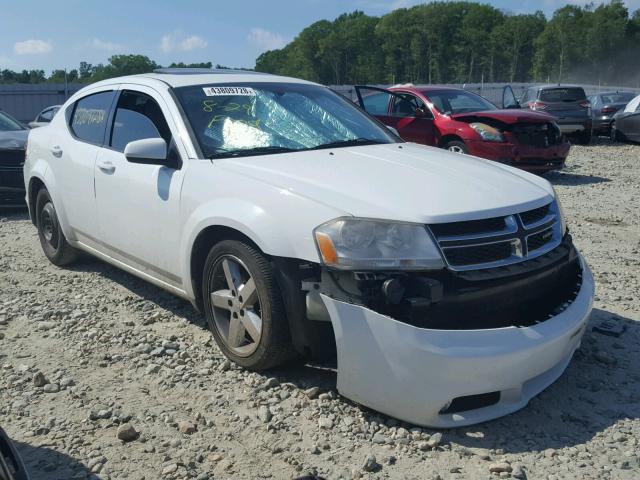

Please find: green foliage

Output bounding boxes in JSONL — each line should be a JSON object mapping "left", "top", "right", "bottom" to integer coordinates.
{"left": 256, "top": 1, "right": 640, "bottom": 86}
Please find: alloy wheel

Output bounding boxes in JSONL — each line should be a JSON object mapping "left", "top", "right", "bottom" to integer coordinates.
{"left": 448, "top": 145, "right": 465, "bottom": 153}
{"left": 209, "top": 255, "right": 262, "bottom": 356}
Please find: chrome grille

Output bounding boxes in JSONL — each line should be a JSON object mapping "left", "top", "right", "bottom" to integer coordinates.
{"left": 429, "top": 202, "right": 562, "bottom": 271}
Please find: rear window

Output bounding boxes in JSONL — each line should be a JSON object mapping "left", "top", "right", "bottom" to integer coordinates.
{"left": 70, "top": 91, "right": 114, "bottom": 144}
{"left": 539, "top": 88, "right": 586, "bottom": 103}
{"left": 600, "top": 93, "right": 635, "bottom": 104}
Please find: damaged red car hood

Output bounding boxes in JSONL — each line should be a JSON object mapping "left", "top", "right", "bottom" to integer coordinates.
{"left": 450, "top": 109, "right": 554, "bottom": 124}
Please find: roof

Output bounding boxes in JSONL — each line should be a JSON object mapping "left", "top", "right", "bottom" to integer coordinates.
{"left": 84, "top": 70, "right": 317, "bottom": 90}
{"left": 529, "top": 84, "right": 585, "bottom": 90}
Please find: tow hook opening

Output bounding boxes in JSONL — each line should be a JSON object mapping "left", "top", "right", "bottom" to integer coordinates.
{"left": 439, "top": 391, "right": 501, "bottom": 415}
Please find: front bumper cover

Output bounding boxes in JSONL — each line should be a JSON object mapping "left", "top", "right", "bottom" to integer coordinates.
{"left": 321, "top": 255, "right": 594, "bottom": 427}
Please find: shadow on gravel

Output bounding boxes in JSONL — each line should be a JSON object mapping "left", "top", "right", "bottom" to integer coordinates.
{"left": 545, "top": 170, "right": 611, "bottom": 186}
{"left": 14, "top": 440, "right": 90, "bottom": 480}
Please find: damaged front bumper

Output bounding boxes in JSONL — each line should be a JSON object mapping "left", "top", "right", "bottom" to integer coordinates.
{"left": 320, "top": 255, "right": 594, "bottom": 428}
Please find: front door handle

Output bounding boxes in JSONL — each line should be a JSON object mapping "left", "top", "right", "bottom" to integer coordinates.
{"left": 97, "top": 160, "right": 116, "bottom": 174}
{"left": 50, "top": 145, "right": 63, "bottom": 158}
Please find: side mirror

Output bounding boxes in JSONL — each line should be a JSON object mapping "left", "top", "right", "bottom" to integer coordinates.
{"left": 505, "top": 102, "right": 521, "bottom": 109}
{"left": 415, "top": 107, "right": 433, "bottom": 119}
{"left": 124, "top": 138, "right": 172, "bottom": 167}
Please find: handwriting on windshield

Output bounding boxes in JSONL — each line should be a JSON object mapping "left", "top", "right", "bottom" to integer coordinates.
{"left": 204, "top": 100, "right": 260, "bottom": 129}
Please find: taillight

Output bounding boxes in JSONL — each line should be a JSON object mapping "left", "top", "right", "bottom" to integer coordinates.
{"left": 579, "top": 101, "right": 590, "bottom": 109}
{"left": 528, "top": 101, "right": 548, "bottom": 110}
{"left": 601, "top": 106, "right": 616, "bottom": 114}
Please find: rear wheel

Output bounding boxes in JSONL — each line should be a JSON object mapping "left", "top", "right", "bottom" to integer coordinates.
{"left": 202, "top": 240, "right": 294, "bottom": 370}
{"left": 574, "top": 129, "right": 592, "bottom": 145}
{"left": 444, "top": 140, "right": 468, "bottom": 154}
{"left": 36, "top": 188, "right": 78, "bottom": 266}
{"left": 610, "top": 121, "right": 624, "bottom": 142}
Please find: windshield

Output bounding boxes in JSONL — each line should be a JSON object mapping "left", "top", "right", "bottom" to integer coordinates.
{"left": 600, "top": 93, "right": 635, "bottom": 104}
{"left": 423, "top": 90, "right": 497, "bottom": 115}
{"left": 0, "top": 111, "right": 25, "bottom": 132}
{"left": 174, "top": 82, "right": 397, "bottom": 159}
{"left": 539, "top": 88, "right": 586, "bottom": 103}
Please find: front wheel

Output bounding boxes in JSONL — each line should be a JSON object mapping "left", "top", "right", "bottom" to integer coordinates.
{"left": 36, "top": 188, "right": 78, "bottom": 266}
{"left": 444, "top": 140, "right": 468, "bottom": 154}
{"left": 202, "top": 240, "right": 294, "bottom": 370}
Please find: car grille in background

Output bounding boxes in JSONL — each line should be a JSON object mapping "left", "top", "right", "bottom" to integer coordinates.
{"left": 0, "top": 149, "right": 26, "bottom": 168}
{"left": 429, "top": 202, "right": 561, "bottom": 270}
{"left": 511, "top": 123, "right": 561, "bottom": 147}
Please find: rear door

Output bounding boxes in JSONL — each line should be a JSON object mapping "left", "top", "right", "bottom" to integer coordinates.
{"left": 502, "top": 85, "right": 520, "bottom": 109}
{"left": 355, "top": 86, "right": 435, "bottom": 145}
{"left": 623, "top": 99, "right": 640, "bottom": 141}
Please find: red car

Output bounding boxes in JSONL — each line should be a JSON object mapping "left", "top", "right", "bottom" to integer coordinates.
{"left": 354, "top": 85, "right": 570, "bottom": 173}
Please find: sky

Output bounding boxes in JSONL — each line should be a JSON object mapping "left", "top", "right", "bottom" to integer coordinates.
{"left": 1, "top": 0, "right": 639, "bottom": 73}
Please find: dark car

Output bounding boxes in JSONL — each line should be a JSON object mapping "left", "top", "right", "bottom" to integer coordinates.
{"left": 611, "top": 94, "right": 640, "bottom": 143}
{"left": 355, "top": 85, "right": 570, "bottom": 173}
{"left": 588, "top": 91, "right": 636, "bottom": 136}
{"left": 519, "top": 85, "right": 592, "bottom": 144}
{"left": 0, "top": 110, "right": 28, "bottom": 206}
{"left": 0, "top": 427, "right": 30, "bottom": 480}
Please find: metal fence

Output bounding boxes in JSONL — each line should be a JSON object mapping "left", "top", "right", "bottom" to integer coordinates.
{"left": 0, "top": 83, "right": 85, "bottom": 123}
{"left": 330, "top": 83, "right": 640, "bottom": 106}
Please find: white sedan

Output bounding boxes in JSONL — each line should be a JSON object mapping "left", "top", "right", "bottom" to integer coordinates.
{"left": 24, "top": 69, "right": 594, "bottom": 427}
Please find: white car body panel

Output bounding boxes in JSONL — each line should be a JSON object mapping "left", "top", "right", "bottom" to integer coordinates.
{"left": 23, "top": 71, "right": 594, "bottom": 427}
{"left": 322, "top": 255, "right": 594, "bottom": 427}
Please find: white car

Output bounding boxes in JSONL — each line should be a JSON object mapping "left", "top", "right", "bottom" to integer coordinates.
{"left": 28, "top": 105, "right": 61, "bottom": 129}
{"left": 24, "top": 69, "right": 594, "bottom": 427}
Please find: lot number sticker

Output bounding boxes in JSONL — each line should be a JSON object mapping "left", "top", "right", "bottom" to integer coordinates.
{"left": 203, "top": 86, "right": 256, "bottom": 96}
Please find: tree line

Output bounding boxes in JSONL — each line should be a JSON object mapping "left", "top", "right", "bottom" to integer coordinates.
{"left": 255, "top": 1, "right": 640, "bottom": 86}
{"left": 0, "top": 57, "right": 234, "bottom": 84}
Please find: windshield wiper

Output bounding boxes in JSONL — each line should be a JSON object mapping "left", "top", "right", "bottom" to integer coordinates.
{"left": 207, "top": 146, "right": 297, "bottom": 159}
{"left": 309, "top": 138, "right": 387, "bottom": 150}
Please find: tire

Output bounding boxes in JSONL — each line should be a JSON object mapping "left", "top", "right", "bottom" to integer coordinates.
{"left": 574, "top": 129, "right": 592, "bottom": 145}
{"left": 35, "top": 188, "right": 78, "bottom": 266}
{"left": 202, "top": 240, "right": 294, "bottom": 370}
{"left": 610, "top": 121, "right": 624, "bottom": 142}
{"left": 444, "top": 140, "right": 468, "bottom": 154}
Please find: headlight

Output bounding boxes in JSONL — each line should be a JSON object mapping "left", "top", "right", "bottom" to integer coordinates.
{"left": 314, "top": 218, "right": 444, "bottom": 270}
{"left": 552, "top": 187, "right": 567, "bottom": 235}
{"left": 469, "top": 122, "right": 504, "bottom": 142}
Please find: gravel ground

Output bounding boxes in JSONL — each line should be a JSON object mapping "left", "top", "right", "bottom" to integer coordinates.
{"left": 1, "top": 139, "right": 639, "bottom": 480}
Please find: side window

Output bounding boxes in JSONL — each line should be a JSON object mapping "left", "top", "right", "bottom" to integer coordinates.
{"left": 38, "top": 108, "right": 54, "bottom": 122}
{"left": 70, "top": 91, "right": 114, "bottom": 144}
{"left": 110, "top": 90, "right": 171, "bottom": 152}
{"left": 391, "top": 94, "right": 426, "bottom": 117}
{"left": 361, "top": 92, "right": 391, "bottom": 115}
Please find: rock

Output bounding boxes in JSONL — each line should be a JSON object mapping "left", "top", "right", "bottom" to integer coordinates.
{"left": 43, "top": 383, "right": 59, "bottom": 393}
{"left": 161, "top": 340, "right": 179, "bottom": 350}
{"left": 60, "top": 377, "right": 75, "bottom": 387}
{"left": 427, "top": 432, "right": 443, "bottom": 448}
{"left": 372, "top": 433, "right": 387, "bottom": 444}
{"left": 263, "top": 377, "right": 279, "bottom": 389}
{"left": 489, "top": 462, "right": 512, "bottom": 473}
{"left": 594, "top": 350, "right": 617, "bottom": 366}
{"left": 33, "top": 371, "right": 48, "bottom": 387}
{"left": 218, "top": 359, "right": 231, "bottom": 372}
{"left": 178, "top": 421, "right": 197, "bottom": 434}
{"left": 257, "top": 405, "right": 272, "bottom": 423}
{"left": 37, "top": 321, "right": 55, "bottom": 331}
{"left": 318, "top": 416, "right": 333, "bottom": 429}
{"left": 512, "top": 464, "right": 527, "bottom": 479}
{"left": 304, "top": 386, "right": 321, "bottom": 399}
{"left": 362, "top": 454, "right": 380, "bottom": 473}
{"left": 116, "top": 423, "right": 138, "bottom": 442}
{"left": 162, "top": 463, "right": 178, "bottom": 476}
{"left": 145, "top": 364, "right": 161, "bottom": 374}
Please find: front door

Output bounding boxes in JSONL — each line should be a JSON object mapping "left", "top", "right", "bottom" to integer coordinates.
{"left": 94, "top": 86, "right": 186, "bottom": 287}
{"left": 355, "top": 86, "right": 435, "bottom": 145}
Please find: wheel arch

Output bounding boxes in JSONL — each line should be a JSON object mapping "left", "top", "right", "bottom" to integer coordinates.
{"left": 438, "top": 134, "right": 465, "bottom": 148}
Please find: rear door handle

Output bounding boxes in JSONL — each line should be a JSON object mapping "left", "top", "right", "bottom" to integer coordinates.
{"left": 50, "top": 146, "right": 63, "bottom": 158}
{"left": 97, "top": 160, "right": 116, "bottom": 174}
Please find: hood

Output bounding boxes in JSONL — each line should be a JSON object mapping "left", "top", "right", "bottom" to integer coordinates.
{"left": 218, "top": 143, "right": 553, "bottom": 224}
{"left": 0, "top": 129, "right": 28, "bottom": 149}
{"left": 451, "top": 109, "right": 554, "bottom": 124}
